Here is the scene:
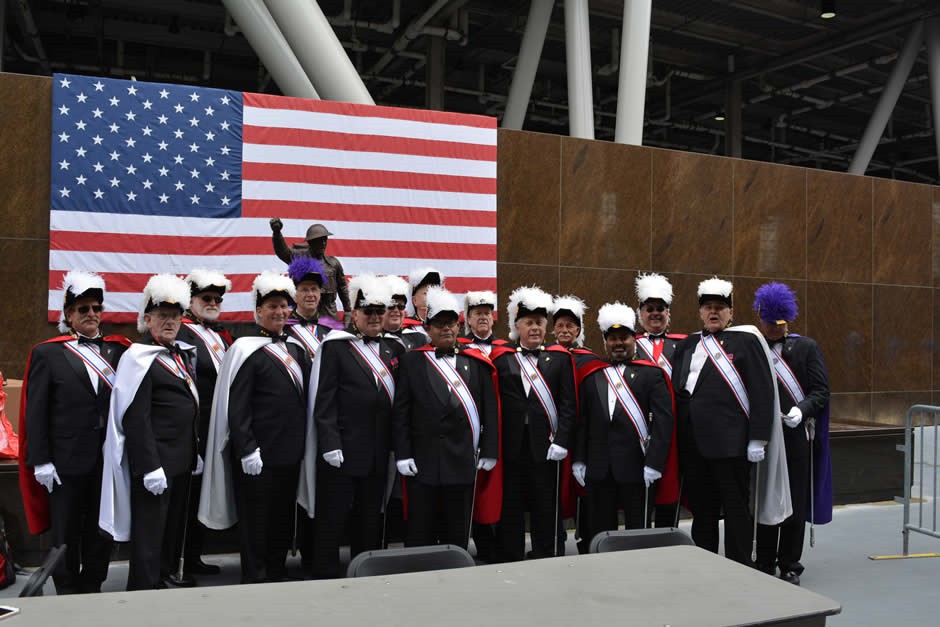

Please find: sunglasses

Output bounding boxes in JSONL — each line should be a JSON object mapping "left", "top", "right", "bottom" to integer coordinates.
{"left": 388, "top": 303, "right": 407, "bottom": 311}
{"left": 643, "top": 304, "right": 666, "bottom": 313}
{"left": 76, "top": 304, "right": 103, "bottom": 314}
{"left": 362, "top": 307, "right": 386, "bottom": 317}
{"left": 200, "top": 294, "right": 224, "bottom": 304}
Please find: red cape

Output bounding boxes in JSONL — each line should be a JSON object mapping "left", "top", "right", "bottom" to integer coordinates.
{"left": 401, "top": 345, "right": 503, "bottom": 524}
{"left": 576, "top": 356, "right": 680, "bottom": 505}
{"left": 491, "top": 344, "right": 577, "bottom": 519}
{"left": 18, "top": 334, "right": 132, "bottom": 535}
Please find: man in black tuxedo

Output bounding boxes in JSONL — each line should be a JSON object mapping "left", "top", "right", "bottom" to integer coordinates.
{"left": 490, "top": 286, "right": 576, "bottom": 561}
{"left": 753, "top": 283, "right": 830, "bottom": 585}
{"left": 671, "top": 278, "right": 775, "bottom": 566}
{"left": 392, "top": 287, "right": 499, "bottom": 549}
{"left": 311, "top": 274, "right": 402, "bottom": 579}
{"left": 382, "top": 275, "right": 426, "bottom": 351}
{"left": 21, "top": 271, "right": 129, "bottom": 594}
{"left": 573, "top": 302, "right": 673, "bottom": 538}
{"left": 225, "top": 272, "right": 309, "bottom": 583}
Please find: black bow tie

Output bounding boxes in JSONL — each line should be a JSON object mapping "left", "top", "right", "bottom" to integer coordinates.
{"left": 473, "top": 336, "right": 493, "bottom": 344}
{"left": 271, "top": 334, "right": 290, "bottom": 343}
{"left": 361, "top": 335, "right": 382, "bottom": 344}
{"left": 386, "top": 329, "right": 403, "bottom": 338}
{"left": 610, "top": 359, "right": 627, "bottom": 367}
{"left": 648, "top": 333, "right": 666, "bottom": 340}
{"left": 78, "top": 336, "right": 103, "bottom": 347}
{"left": 435, "top": 348, "right": 456, "bottom": 359}
{"left": 520, "top": 347, "right": 541, "bottom": 358}
{"left": 768, "top": 338, "right": 785, "bottom": 348}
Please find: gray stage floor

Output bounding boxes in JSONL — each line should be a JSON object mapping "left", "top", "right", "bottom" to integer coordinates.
{"left": 3, "top": 499, "right": 938, "bottom": 626}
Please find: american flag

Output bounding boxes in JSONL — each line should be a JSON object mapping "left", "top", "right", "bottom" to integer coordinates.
{"left": 49, "top": 73, "right": 497, "bottom": 323}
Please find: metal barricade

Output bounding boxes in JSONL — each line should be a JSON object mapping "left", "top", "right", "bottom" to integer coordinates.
{"left": 901, "top": 405, "right": 940, "bottom": 555}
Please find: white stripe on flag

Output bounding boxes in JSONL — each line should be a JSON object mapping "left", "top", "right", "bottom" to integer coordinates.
{"left": 242, "top": 180, "right": 496, "bottom": 212}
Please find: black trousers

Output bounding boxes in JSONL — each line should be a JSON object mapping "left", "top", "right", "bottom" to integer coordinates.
{"left": 687, "top": 454, "right": 754, "bottom": 566}
{"left": 312, "top": 463, "right": 384, "bottom": 579}
{"left": 654, "top": 502, "right": 681, "bottom": 529}
{"left": 405, "top": 480, "right": 473, "bottom": 549}
{"left": 49, "top": 464, "right": 113, "bottom": 594}
{"left": 127, "top": 472, "right": 189, "bottom": 591}
{"left": 233, "top": 463, "right": 299, "bottom": 584}
{"left": 757, "top": 451, "right": 809, "bottom": 571}
{"left": 584, "top": 474, "right": 652, "bottom": 543}
{"left": 182, "top": 472, "right": 209, "bottom": 567}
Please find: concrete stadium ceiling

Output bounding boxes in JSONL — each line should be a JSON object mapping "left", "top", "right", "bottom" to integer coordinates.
{"left": 3, "top": 0, "right": 939, "bottom": 183}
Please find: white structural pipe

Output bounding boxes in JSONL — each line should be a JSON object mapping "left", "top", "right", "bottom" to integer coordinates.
{"left": 221, "top": 0, "right": 318, "bottom": 99}
{"left": 848, "top": 21, "right": 923, "bottom": 175}
{"left": 614, "top": 0, "right": 651, "bottom": 145}
{"left": 502, "top": 0, "right": 555, "bottom": 130}
{"left": 265, "top": 0, "right": 374, "bottom": 104}
{"left": 925, "top": 17, "right": 940, "bottom": 178}
{"left": 564, "top": 0, "right": 594, "bottom": 138}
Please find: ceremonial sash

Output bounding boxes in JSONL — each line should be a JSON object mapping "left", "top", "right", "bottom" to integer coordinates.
{"left": 350, "top": 340, "right": 395, "bottom": 404}
{"left": 183, "top": 322, "right": 226, "bottom": 372}
{"left": 602, "top": 366, "right": 649, "bottom": 454}
{"left": 290, "top": 324, "right": 322, "bottom": 356}
{"left": 64, "top": 340, "right": 117, "bottom": 390}
{"left": 701, "top": 334, "right": 750, "bottom": 418}
{"left": 263, "top": 343, "right": 304, "bottom": 395}
{"left": 470, "top": 342, "right": 492, "bottom": 356}
{"left": 515, "top": 353, "right": 558, "bottom": 435}
{"left": 636, "top": 337, "right": 672, "bottom": 378}
{"left": 424, "top": 353, "right": 480, "bottom": 450}
{"left": 771, "top": 344, "right": 805, "bottom": 406}
{"left": 155, "top": 351, "right": 199, "bottom": 401}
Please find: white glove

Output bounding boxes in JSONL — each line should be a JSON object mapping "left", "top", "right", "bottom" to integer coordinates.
{"left": 572, "top": 462, "right": 586, "bottom": 487}
{"left": 34, "top": 463, "right": 61, "bottom": 493}
{"left": 323, "top": 449, "right": 344, "bottom": 468}
{"left": 747, "top": 440, "right": 766, "bottom": 463}
{"left": 193, "top": 454, "right": 204, "bottom": 476}
{"left": 240, "top": 448, "right": 263, "bottom": 476}
{"left": 643, "top": 466, "right": 662, "bottom": 488}
{"left": 477, "top": 457, "right": 497, "bottom": 471}
{"left": 396, "top": 458, "right": 418, "bottom": 476}
{"left": 783, "top": 406, "right": 803, "bottom": 428}
{"left": 546, "top": 443, "right": 568, "bottom": 462}
{"left": 143, "top": 467, "right": 168, "bottom": 495}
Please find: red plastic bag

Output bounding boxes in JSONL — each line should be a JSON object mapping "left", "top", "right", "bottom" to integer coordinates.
{"left": 0, "top": 372, "right": 20, "bottom": 459}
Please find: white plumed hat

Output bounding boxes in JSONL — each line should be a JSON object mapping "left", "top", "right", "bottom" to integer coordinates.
{"left": 59, "top": 270, "right": 106, "bottom": 334}
{"left": 186, "top": 268, "right": 231, "bottom": 295}
{"left": 697, "top": 276, "right": 734, "bottom": 306}
{"left": 635, "top": 273, "right": 673, "bottom": 306}
{"left": 138, "top": 274, "right": 190, "bottom": 333}
{"left": 597, "top": 302, "right": 637, "bottom": 335}
{"left": 425, "top": 286, "right": 461, "bottom": 322}
{"left": 349, "top": 273, "right": 394, "bottom": 309}
{"left": 383, "top": 275, "right": 410, "bottom": 301}
{"left": 463, "top": 290, "right": 496, "bottom": 334}
{"left": 506, "top": 285, "right": 553, "bottom": 341}
{"left": 406, "top": 267, "right": 444, "bottom": 316}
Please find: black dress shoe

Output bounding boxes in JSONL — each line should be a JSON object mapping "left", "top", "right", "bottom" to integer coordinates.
{"left": 755, "top": 562, "right": 776, "bottom": 576}
{"left": 787, "top": 561, "right": 805, "bottom": 575}
{"left": 186, "top": 559, "right": 221, "bottom": 575}
{"left": 779, "top": 570, "right": 800, "bottom": 585}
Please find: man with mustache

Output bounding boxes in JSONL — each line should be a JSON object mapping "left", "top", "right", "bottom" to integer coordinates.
{"left": 552, "top": 295, "right": 596, "bottom": 367}
{"left": 19, "top": 271, "right": 130, "bottom": 594}
{"left": 392, "top": 287, "right": 499, "bottom": 548}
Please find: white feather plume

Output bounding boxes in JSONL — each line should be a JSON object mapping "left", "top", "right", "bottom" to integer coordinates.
{"left": 383, "top": 275, "right": 410, "bottom": 300}
{"left": 186, "top": 268, "right": 232, "bottom": 294}
{"left": 506, "top": 285, "right": 552, "bottom": 341}
{"left": 138, "top": 273, "right": 190, "bottom": 333}
{"left": 697, "top": 277, "right": 733, "bottom": 300}
{"left": 406, "top": 267, "right": 444, "bottom": 316}
{"left": 250, "top": 272, "right": 296, "bottom": 324}
{"left": 425, "top": 286, "right": 461, "bottom": 321}
{"left": 349, "top": 273, "right": 395, "bottom": 308}
{"left": 59, "top": 270, "right": 106, "bottom": 334}
{"left": 552, "top": 295, "right": 587, "bottom": 346}
{"left": 597, "top": 301, "right": 636, "bottom": 334}
{"left": 635, "top": 273, "right": 673, "bottom": 305}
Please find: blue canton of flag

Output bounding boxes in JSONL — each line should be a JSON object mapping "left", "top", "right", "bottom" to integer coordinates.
{"left": 51, "top": 74, "right": 243, "bottom": 218}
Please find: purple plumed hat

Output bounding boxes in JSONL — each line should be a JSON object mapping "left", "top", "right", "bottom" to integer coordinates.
{"left": 288, "top": 257, "right": 327, "bottom": 287}
{"left": 753, "top": 282, "right": 798, "bottom": 324}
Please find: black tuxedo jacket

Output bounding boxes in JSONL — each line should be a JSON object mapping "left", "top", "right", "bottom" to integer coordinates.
{"left": 176, "top": 321, "right": 230, "bottom": 454}
{"left": 123, "top": 343, "right": 199, "bottom": 478}
{"left": 636, "top": 333, "right": 686, "bottom": 366}
{"left": 575, "top": 361, "right": 673, "bottom": 482}
{"left": 771, "top": 335, "right": 829, "bottom": 459}
{"left": 392, "top": 349, "right": 498, "bottom": 486}
{"left": 229, "top": 339, "right": 310, "bottom": 466}
{"left": 672, "top": 330, "right": 774, "bottom": 460}
{"left": 492, "top": 345, "right": 576, "bottom": 462}
{"left": 315, "top": 337, "right": 400, "bottom": 477}
{"left": 25, "top": 338, "right": 127, "bottom": 474}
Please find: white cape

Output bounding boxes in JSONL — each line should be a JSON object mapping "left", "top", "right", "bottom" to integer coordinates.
{"left": 98, "top": 341, "right": 196, "bottom": 542}
{"left": 726, "top": 325, "right": 793, "bottom": 525}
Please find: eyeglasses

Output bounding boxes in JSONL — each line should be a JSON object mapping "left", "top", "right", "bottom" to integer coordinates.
{"left": 76, "top": 304, "right": 103, "bottom": 314}
{"left": 200, "top": 294, "right": 224, "bottom": 304}
{"left": 388, "top": 303, "right": 407, "bottom": 311}
{"left": 643, "top": 304, "right": 666, "bottom": 313}
{"left": 362, "top": 307, "right": 386, "bottom": 317}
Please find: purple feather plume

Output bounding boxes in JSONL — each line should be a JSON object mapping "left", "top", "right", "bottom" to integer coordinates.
{"left": 753, "top": 282, "right": 798, "bottom": 323}
{"left": 287, "top": 256, "right": 327, "bottom": 285}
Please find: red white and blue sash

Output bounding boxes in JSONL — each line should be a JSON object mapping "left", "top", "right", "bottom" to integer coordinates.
{"left": 290, "top": 324, "right": 322, "bottom": 356}
{"left": 515, "top": 353, "right": 558, "bottom": 435}
{"left": 602, "top": 366, "right": 649, "bottom": 454}
{"left": 772, "top": 344, "right": 805, "bottom": 406}
{"left": 470, "top": 342, "right": 493, "bottom": 356}
{"left": 263, "top": 342, "right": 304, "bottom": 394}
{"left": 702, "top": 334, "right": 749, "bottom": 418}
{"left": 64, "top": 340, "right": 117, "bottom": 389}
{"left": 155, "top": 351, "right": 199, "bottom": 401}
{"left": 425, "top": 353, "right": 480, "bottom": 450}
{"left": 636, "top": 337, "right": 672, "bottom": 378}
{"left": 183, "top": 322, "right": 226, "bottom": 372}
{"left": 350, "top": 340, "right": 395, "bottom": 404}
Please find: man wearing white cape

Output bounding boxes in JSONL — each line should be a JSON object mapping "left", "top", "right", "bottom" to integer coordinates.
{"left": 672, "top": 278, "right": 790, "bottom": 567}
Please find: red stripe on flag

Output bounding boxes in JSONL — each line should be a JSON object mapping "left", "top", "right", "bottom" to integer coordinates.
{"left": 50, "top": 231, "right": 496, "bottom": 260}
{"left": 242, "top": 162, "right": 496, "bottom": 194}
{"left": 241, "top": 200, "right": 496, "bottom": 227}
{"left": 244, "top": 93, "right": 497, "bottom": 129}
{"left": 243, "top": 126, "right": 497, "bottom": 161}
